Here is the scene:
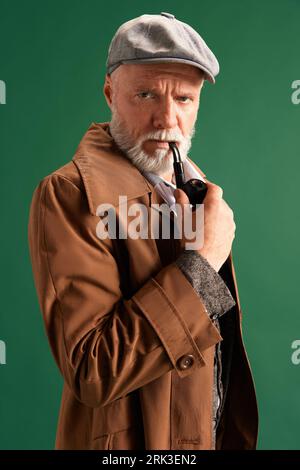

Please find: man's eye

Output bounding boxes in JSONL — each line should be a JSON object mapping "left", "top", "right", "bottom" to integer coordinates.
{"left": 137, "top": 92, "right": 153, "bottom": 99}
{"left": 177, "top": 96, "right": 192, "bottom": 103}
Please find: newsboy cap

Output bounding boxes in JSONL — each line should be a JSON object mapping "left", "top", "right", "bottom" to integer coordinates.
{"left": 106, "top": 12, "right": 219, "bottom": 84}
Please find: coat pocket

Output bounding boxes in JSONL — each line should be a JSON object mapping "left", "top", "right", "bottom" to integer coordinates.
{"left": 90, "top": 425, "right": 144, "bottom": 450}
{"left": 90, "top": 433, "right": 111, "bottom": 450}
{"left": 91, "top": 392, "right": 145, "bottom": 449}
{"left": 108, "top": 425, "right": 144, "bottom": 450}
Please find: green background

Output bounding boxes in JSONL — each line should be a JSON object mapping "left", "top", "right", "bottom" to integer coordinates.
{"left": 1, "top": 0, "right": 299, "bottom": 449}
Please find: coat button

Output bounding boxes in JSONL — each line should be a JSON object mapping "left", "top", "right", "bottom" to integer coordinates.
{"left": 177, "top": 354, "right": 195, "bottom": 370}
{"left": 211, "top": 313, "right": 219, "bottom": 322}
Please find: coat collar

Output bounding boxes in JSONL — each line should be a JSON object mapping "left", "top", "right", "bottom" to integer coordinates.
{"left": 72, "top": 122, "right": 153, "bottom": 215}
{"left": 72, "top": 121, "right": 206, "bottom": 216}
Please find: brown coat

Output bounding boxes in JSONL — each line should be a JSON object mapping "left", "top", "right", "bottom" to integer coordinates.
{"left": 28, "top": 121, "right": 258, "bottom": 450}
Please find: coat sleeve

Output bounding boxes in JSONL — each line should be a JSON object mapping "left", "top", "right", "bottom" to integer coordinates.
{"left": 28, "top": 173, "right": 222, "bottom": 407}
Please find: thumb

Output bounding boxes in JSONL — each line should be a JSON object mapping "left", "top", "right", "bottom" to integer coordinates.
{"left": 174, "top": 188, "right": 189, "bottom": 206}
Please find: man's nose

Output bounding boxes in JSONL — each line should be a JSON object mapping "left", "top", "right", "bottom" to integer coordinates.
{"left": 152, "top": 99, "right": 178, "bottom": 129}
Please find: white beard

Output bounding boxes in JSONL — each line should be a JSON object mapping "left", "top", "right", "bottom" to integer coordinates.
{"left": 109, "top": 105, "right": 195, "bottom": 176}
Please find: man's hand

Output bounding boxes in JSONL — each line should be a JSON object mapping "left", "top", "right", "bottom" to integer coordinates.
{"left": 174, "top": 180, "right": 236, "bottom": 272}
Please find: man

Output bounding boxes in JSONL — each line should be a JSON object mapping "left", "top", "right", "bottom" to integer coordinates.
{"left": 28, "top": 12, "right": 258, "bottom": 450}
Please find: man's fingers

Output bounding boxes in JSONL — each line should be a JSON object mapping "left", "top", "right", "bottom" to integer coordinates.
{"left": 204, "top": 180, "right": 223, "bottom": 200}
{"left": 174, "top": 181, "right": 224, "bottom": 205}
{"left": 174, "top": 188, "right": 190, "bottom": 206}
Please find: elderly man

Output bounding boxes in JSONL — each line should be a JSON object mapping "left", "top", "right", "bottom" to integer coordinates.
{"left": 28, "top": 12, "right": 258, "bottom": 450}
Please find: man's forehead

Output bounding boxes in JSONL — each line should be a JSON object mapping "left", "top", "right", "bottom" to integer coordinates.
{"left": 131, "top": 81, "right": 200, "bottom": 93}
{"left": 120, "top": 63, "right": 203, "bottom": 79}
{"left": 119, "top": 64, "right": 204, "bottom": 87}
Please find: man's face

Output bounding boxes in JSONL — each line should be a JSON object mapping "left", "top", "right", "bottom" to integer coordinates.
{"left": 104, "top": 62, "right": 204, "bottom": 178}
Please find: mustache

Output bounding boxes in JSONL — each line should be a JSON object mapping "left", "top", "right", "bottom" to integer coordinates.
{"left": 137, "top": 130, "right": 184, "bottom": 145}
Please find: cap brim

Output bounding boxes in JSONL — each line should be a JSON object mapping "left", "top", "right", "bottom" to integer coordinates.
{"left": 108, "top": 57, "right": 216, "bottom": 84}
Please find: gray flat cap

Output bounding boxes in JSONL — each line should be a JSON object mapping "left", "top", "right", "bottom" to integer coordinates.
{"left": 106, "top": 12, "right": 219, "bottom": 84}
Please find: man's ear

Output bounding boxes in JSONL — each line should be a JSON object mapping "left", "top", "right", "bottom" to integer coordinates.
{"left": 103, "top": 74, "right": 113, "bottom": 109}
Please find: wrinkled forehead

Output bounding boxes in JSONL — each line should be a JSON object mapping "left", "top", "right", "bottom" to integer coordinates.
{"left": 110, "top": 63, "right": 205, "bottom": 89}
